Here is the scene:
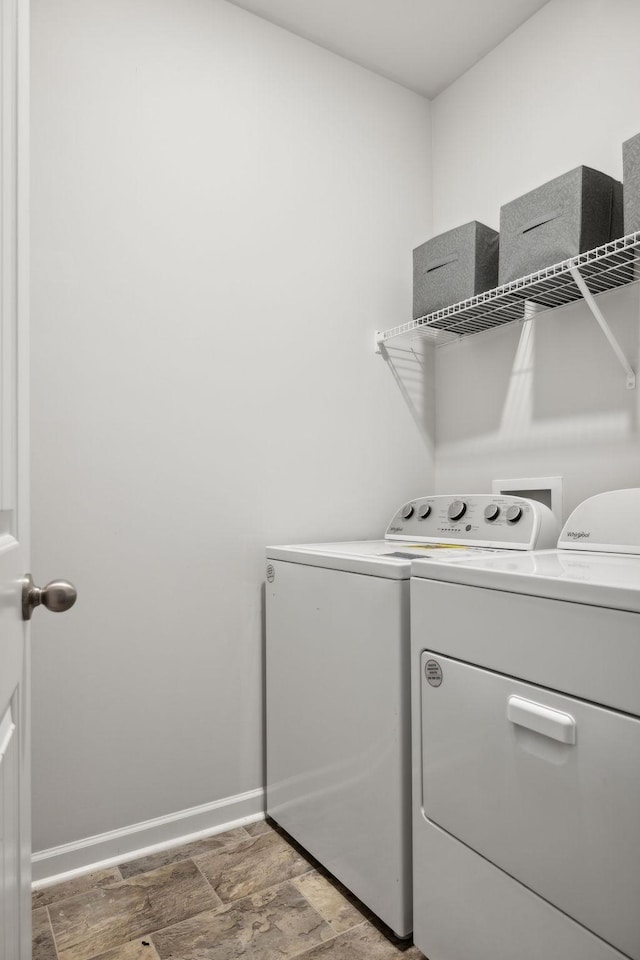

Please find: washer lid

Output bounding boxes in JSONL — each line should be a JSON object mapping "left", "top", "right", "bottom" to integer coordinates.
{"left": 411, "top": 548, "right": 640, "bottom": 612}
{"left": 266, "top": 540, "right": 501, "bottom": 579}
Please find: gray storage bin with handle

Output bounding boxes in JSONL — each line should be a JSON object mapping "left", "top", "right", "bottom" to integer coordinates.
{"left": 498, "top": 166, "right": 623, "bottom": 286}
{"left": 413, "top": 221, "right": 499, "bottom": 319}
{"left": 623, "top": 132, "right": 640, "bottom": 235}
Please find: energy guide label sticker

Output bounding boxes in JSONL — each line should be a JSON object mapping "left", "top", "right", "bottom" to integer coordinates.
{"left": 425, "top": 659, "right": 443, "bottom": 687}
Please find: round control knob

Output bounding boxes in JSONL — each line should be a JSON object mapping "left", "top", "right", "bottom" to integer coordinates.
{"left": 418, "top": 504, "right": 431, "bottom": 520}
{"left": 447, "top": 500, "right": 467, "bottom": 521}
{"left": 484, "top": 504, "right": 500, "bottom": 522}
{"left": 401, "top": 504, "right": 414, "bottom": 520}
{"left": 505, "top": 504, "right": 523, "bottom": 524}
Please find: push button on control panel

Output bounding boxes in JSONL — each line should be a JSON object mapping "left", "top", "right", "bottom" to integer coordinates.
{"left": 447, "top": 500, "right": 467, "bottom": 521}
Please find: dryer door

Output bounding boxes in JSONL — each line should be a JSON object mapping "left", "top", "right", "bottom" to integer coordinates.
{"left": 420, "top": 652, "right": 640, "bottom": 960}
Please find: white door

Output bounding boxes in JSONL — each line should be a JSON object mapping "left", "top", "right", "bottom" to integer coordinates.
{"left": 0, "top": 1, "right": 30, "bottom": 956}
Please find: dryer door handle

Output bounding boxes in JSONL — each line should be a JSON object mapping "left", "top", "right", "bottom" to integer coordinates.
{"left": 507, "top": 696, "right": 576, "bottom": 745}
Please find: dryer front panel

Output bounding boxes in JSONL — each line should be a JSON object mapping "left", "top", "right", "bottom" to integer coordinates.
{"left": 420, "top": 652, "right": 640, "bottom": 960}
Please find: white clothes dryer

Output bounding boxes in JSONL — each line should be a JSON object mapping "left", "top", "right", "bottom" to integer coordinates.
{"left": 265, "top": 494, "right": 557, "bottom": 938}
{"left": 411, "top": 488, "right": 640, "bottom": 960}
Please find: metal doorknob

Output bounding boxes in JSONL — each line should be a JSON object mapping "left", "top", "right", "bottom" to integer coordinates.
{"left": 22, "top": 574, "right": 77, "bottom": 621}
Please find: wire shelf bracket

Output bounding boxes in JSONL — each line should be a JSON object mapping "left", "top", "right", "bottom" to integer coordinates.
{"left": 375, "top": 231, "right": 640, "bottom": 389}
{"left": 568, "top": 265, "right": 636, "bottom": 389}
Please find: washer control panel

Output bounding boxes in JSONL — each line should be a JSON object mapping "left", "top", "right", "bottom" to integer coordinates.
{"left": 385, "top": 494, "right": 558, "bottom": 550}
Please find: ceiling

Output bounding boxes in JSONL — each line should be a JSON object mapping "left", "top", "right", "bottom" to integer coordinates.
{"left": 225, "top": 0, "right": 550, "bottom": 98}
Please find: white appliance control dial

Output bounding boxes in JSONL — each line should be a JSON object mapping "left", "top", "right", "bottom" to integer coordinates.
{"left": 401, "top": 504, "right": 414, "bottom": 520}
{"left": 418, "top": 504, "right": 432, "bottom": 520}
{"left": 448, "top": 500, "right": 467, "bottom": 521}
{"left": 484, "top": 504, "right": 500, "bottom": 522}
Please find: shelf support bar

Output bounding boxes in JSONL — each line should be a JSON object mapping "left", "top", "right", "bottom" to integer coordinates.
{"left": 523, "top": 299, "right": 546, "bottom": 321}
{"left": 569, "top": 265, "right": 636, "bottom": 389}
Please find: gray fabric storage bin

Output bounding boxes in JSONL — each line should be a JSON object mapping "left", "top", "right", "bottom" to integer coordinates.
{"left": 413, "top": 221, "right": 499, "bottom": 318}
{"left": 623, "top": 132, "right": 640, "bottom": 234}
{"left": 611, "top": 178, "right": 624, "bottom": 240}
{"left": 498, "top": 166, "right": 622, "bottom": 285}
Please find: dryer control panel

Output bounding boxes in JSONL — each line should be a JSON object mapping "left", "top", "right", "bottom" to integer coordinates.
{"left": 386, "top": 494, "right": 558, "bottom": 550}
{"left": 558, "top": 488, "right": 640, "bottom": 554}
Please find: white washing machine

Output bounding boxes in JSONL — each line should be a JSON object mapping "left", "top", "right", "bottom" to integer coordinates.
{"left": 265, "top": 494, "right": 558, "bottom": 938}
{"left": 411, "top": 488, "right": 640, "bottom": 960}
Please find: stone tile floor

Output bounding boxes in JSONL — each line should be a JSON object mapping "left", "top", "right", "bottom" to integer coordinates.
{"left": 33, "top": 820, "right": 426, "bottom": 960}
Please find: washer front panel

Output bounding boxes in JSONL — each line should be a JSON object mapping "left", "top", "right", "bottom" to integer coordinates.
{"left": 266, "top": 559, "right": 412, "bottom": 937}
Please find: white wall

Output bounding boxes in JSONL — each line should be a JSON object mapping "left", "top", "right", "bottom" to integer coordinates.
{"left": 30, "top": 0, "right": 433, "bottom": 855}
{"left": 431, "top": 0, "right": 640, "bottom": 514}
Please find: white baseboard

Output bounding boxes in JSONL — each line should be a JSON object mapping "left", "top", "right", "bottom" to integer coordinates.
{"left": 32, "top": 787, "right": 265, "bottom": 888}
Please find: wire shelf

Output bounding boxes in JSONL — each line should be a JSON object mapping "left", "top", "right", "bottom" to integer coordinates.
{"left": 377, "top": 231, "right": 640, "bottom": 347}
